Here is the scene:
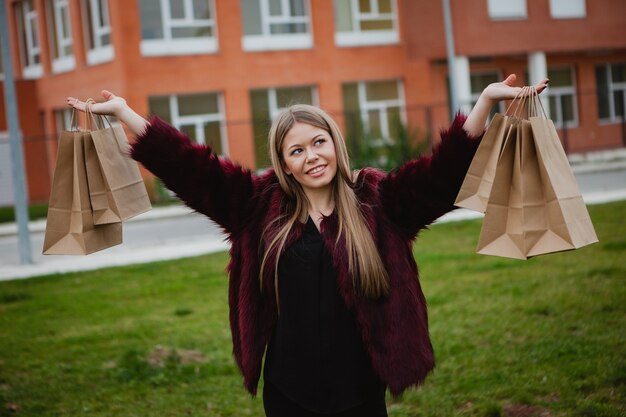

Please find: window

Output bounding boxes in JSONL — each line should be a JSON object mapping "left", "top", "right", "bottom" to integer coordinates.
{"left": 15, "top": 0, "right": 43, "bottom": 78}
{"left": 148, "top": 93, "right": 227, "bottom": 154}
{"left": 549, "top": 0, "right": 585, "bottom": 19}
{"left": 342, "top": 79, "right": 404, "bottom": 148}
{"left": 54, "top": 108, "right": 73, "bottom": 132}
{"left": 139, "top": 0, "right": 217, "bottom": 56}
{"left": 546, "top": 67, "right": 578, "bottom": 128}
{"left": 46, "top": 0, "right": 75, "bottom": 73}
{"left": 82, "top": 0, "right": 113, "bottom": 65}
{"left": 334, "top": 0, "right": 398, "bottom": 47}
{"left": 241, "top": 0, "right": 312, "bottom": 51}
{"left": 469, "top": 71, "right": 504, "bottom": 122}
{"left": 250, "top": 85, "right": 317, "bottom": 167}
{"left": 0, "top": 132, "right": 15, "bottom": 206}
{"left": 596, "top": 63, "right": 626, "bottom": 123}
{"left": 487, "top": 0, "right": 527, "bottom": 20}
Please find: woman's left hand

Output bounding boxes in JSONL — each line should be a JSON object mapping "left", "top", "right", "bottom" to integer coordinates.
{"left": 481, "top": 74, "right": 549, "bottom": 104}
{"left": 463, "top": 74, "right": 549, "bottom": 136}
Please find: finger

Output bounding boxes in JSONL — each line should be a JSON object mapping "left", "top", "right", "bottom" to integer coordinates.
{"left": 66, "top": 97, "right": 87, "bottom": 112}
{"left": 503, "top": 74, "right": 517, "bottom": 86}
{"left": 536, "top": 78, "right": 549, "bottom": 94}
{"left": 101, "top": 90, "right": 116, "bottom": 100}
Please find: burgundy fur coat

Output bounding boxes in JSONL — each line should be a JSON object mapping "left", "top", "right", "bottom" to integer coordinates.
{"left": 130, "top": 114, "right": 481, "bottom": 397}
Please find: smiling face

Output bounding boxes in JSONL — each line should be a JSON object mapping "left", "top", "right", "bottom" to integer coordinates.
{"left": 280, "top": 122, "right": 338, "bottom": 195}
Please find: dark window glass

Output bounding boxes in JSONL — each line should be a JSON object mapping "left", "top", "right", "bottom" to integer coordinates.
{"left": 595, "top": 65, "right": 609, "bottom": 119}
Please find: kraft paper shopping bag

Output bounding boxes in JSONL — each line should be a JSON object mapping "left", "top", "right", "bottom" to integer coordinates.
{"left": 43, "top": 123, "right": 122, "bottom": 255}
{"left": 84, "top": 106, "right": 151, "bottom": 225}
{"left": 476, "top": 119, "right": 526, "bottom": 259}
{"left": 455, "top": 89, "right": 531, "bottom": 213}
{"left": 475, "top": 88, "right": 598, "bottom": 259}
{"left": 455, "top": 113, "right": 510, "bottom": 212}
{"left": 529, "top": 114, "right": 598, "bottom": 253}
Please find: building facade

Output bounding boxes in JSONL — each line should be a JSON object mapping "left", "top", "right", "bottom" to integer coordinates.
{"left": 1, "top": 0, "right": 625, "bottom": 204}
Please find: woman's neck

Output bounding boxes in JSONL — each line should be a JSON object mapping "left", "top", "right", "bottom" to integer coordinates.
{"left": 304, "top": 187, "right": 334, "bottom": 219}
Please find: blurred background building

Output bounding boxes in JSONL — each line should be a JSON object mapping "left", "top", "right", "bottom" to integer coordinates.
{"left": 1, "top": 0, "right": 625, "bottom": 205}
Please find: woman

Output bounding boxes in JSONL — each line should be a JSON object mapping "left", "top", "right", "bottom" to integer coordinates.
{"left": 68, "top": 74, "right": 548, "bottom": 417}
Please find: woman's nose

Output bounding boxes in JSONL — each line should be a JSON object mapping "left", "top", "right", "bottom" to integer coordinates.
{"left": 305, "top": 149, "right": 319, "bottom": 162}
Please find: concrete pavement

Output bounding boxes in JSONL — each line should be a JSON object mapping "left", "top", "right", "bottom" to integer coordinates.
{"left": 1, "top": 148, "right": 625, "bottom": 282}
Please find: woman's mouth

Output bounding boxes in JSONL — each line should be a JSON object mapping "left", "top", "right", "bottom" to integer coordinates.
{"left": 306, "top": 165, "right": 326, "bottom": 177}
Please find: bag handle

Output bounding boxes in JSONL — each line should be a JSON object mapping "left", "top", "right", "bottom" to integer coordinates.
{"left": 505, "top": 86, "right": 531, "bottom": 119}
{"left": 505, "top": 86, "right": 549, "bottom": 120}
{"left": 85, "top": 98, "right": 114, "bottom": 131}
{"left": 526, "top": 86, "right": 537, "bottom": 118}
{"left": 533, "top": 86, "right": 550, "bottom": 119}
{"left": 69, "top": 108, "right": 80, "bottom": 132}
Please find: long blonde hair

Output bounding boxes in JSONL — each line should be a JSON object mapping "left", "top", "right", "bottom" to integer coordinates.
{"left": 260, "top": 104, "right": 390, "bottom": 305}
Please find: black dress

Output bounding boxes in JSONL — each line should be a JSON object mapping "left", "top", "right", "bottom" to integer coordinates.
{"left": 263, "top": 217, "right": 387, "bottom": 417}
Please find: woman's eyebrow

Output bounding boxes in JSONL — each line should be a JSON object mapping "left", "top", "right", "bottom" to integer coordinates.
{"left": 288, "top": 135, "right": 324, "bottom": 149}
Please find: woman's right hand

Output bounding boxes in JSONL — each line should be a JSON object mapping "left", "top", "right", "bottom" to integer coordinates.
{"left": 66, "top": 90, "right": 149, "bottom": 135}
{"left": 66, "top": 90, "right": 126, "bottom": 118}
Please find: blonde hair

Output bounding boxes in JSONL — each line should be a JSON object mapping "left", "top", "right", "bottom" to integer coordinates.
{"left": 260, "top": 104, "right": 389, "bottom": 306}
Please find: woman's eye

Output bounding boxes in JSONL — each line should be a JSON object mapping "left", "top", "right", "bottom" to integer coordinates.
{"left": 291, "top": 149, "right": 302, "bottom": 156}
{"left": 314, "top": 139, "right": 325, "bottom": 146}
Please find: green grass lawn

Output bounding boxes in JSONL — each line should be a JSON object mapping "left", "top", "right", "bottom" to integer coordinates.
{"left": 0, "top": 205, "right": 49, "bottom": 224}
{"left": 0, "top": 201, "right": 624, "bottom": 417}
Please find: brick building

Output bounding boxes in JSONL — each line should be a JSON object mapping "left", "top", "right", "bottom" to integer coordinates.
{"left": 1, "top": 0, "right": 625, "bottom": 204}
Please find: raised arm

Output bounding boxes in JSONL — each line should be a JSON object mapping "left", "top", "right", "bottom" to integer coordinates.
{"left": 67, "top": 92, "right": 256, "bottom": 237}
{"left": 379, "top": 74, "right": 549, "bottom": 239}
{"left": 67, "top": 90, "right": 148, "bottom": 135}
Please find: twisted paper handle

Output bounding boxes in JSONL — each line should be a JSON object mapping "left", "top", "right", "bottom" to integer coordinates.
{"left": 504, "top": 85, "right": 549, "bottom": 120}
{"left": 84, "top": 98, "right": 113, "bottom": 131}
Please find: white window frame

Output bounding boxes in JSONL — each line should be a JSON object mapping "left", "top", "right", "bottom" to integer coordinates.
{"left": 265, "top": 86, "right": 319, "bottom": 120}
{"left": 54, "top": 108, "right": 74, "bottom": 131}
{"left": 598, "top": 64, "right": 626, "bottom": 124}
{"left": 546, "top": 67, "right": 579, "bottom": 129}
{"left": 0, "top": 132, "right": 16, "bottom": 206}
{"left": 549, "top": 0, "right": 586, "bottom": 19}
{"left": 356, "top": 79, "right": 405, "bottom": 146}
{"left": 48, "top": 0, "right": 76, "bottom": 73}
{"left": 17, "top": 0, "right": 43, "bottom": 79}
{"left": 242, "top": 0, "right": 313, "bottom": 52}
{"left": 83, "top": 0, "right": 114, "bottom": 65}
{"left": 335, "top": 0, "right": 399, "bottom": 47}
{"left": 140, "top": 0, "right": 218, "bottom": 56}
{"left": 167, "top": 94, "right": 228, "bottom": 155}
{"left": 487, "top": 0, "right": 527, "bottom": 20}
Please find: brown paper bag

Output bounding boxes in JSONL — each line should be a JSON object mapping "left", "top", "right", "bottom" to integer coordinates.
{"left": 476, "top": 88, "right": 598, "bottom": 259}
{"left": 476, "top": 119, "right": 526, "bottom": 259}
{"left": 455, "top": 87, "right": 534, "bottom": 213}
{"left": 84, "top": 110, "right": 151, "bottom": 225}
{"left": 43, "top": 126, "right": 122, "bottom": 255}
{"left": 455, "top": 113, "right": 511, "bottom": 212}
{"left": 517, "top": 119, "right": 570, "bottom": 256}
{"left": 529, "top": 115, "right": 598, "bottom": 253}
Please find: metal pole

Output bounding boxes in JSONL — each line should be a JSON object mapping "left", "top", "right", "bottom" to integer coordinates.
{"left": 442, "top": 0, "right": 459, "bottom": 114}
{"left": 0, "top": 2, "right": 32, "bottom": 264}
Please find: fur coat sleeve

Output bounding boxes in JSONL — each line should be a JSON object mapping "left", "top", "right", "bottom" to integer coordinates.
{"left": 130, "top": 116, "right": 256, "bottom": 237}
{"left": 379, "top": 114, "right": 482, "bottom": 239}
